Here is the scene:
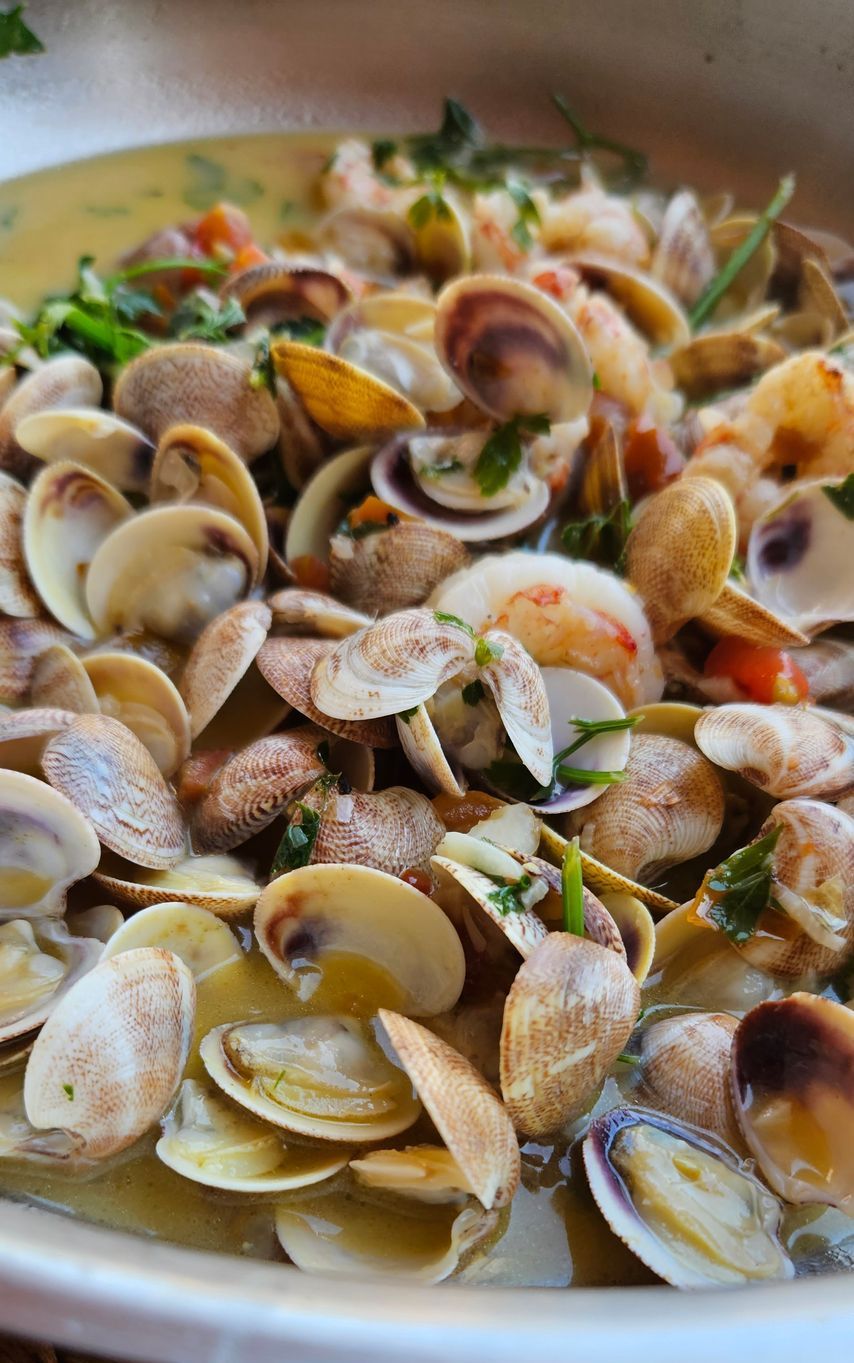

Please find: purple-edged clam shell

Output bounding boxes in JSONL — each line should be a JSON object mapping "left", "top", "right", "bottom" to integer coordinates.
{"left": 371, "top": 435, "right": 549, "bottom": 543}
{"left": 529, "top": 667, "right": 629, "bottom": 813}
{"left": 747, "top": 477, "right": 854, "bottom": 634}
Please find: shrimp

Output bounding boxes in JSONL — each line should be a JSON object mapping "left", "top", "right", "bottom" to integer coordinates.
{"left": 566, "top": 286, "right": 683, "bottom": 425}
{"left": 730, "top": 350, "right": 854, "bottom": 480}
{"left": 683, "top": 435, "right": 780, "bottom": 544}
{"left": 319, "top": 138, "right": 412, "bottom": 213}
{"left": 532, "top": 184, "right": 650, "bottom": 267}
{"left": 470, "top": 189, "right": 529, "bottom": 274}
{"left": 429, "top": 551, "right": 663, "bottom": 708}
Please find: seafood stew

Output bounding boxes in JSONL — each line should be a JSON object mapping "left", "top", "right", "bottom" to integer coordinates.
{"left": 0, "top": 98, "right": 852, "bottom": 1289}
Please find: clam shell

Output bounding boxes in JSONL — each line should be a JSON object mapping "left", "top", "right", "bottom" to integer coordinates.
{"left": 625, "top": 477, "right": 736, "bottom": 645}
{"left": 267, "top": 586, "right": 372, "bottom": 639}
{"left": 101, "top": 901, "right": 241, "bottom": 982}
{"left": 799, "top": 256, "right": 848, "bottom": 337}
{"left": 670, "top": 330, "right": 786, "bottom": 400}
{"left": 499, "top": 932, "right": 640, "bottom": 1136}
{"left": 709, "top": 215, "right": 777, "bottom": 319}
{"left": 305, "top": 785, "right": 445, "bottom": 876}
{"left": 0, "top": 706, "right": 76, "bottom": 776}
{"left": 533, "top": 667, "right": 631, "bottom": 814}
{"left": 30, "top": 645, "right": 98, "bottom": 713}
{"left": 255, "top": 863, "right": 465, "bottom": 1016}
{"left": 328, "top": 298, "right": 462, "bottom": 413}
{"left": 272, "top": 340, "right": 425, "bottom": 440}
{"left": 15, "top": 408, "right": 154, "bottom": 493}
{"left": 42, "top": 713, "right": 186, "bottom": 869}
{"left": 697, "top": 580, "right": 810, "bottom": 649}
{"left": 318, "top": 205, "right": 416, "bottom": 277}
{"left": 113, "top": 343, "right": 279, "bottom": 459}
{"left": 747, "top": 478, "right": 854, "bottom": 634}
{"left": 731, "top": 993, "right": 854, "bottom": 1209}
{"left": 0, "top": 356, "right": 102, "bottom": 478}
{"left": 23, "top": 461, "right": 133, "bottom": 639}
{"left": 379, "top": 1010, "right": 519, "bottom": 1209}
{"left": 430, "top": 854, "right": 549, "bottom": 961}
{"left": 0, "top": 471, "right": 40, "bottom": 618}
{"left": 597, "top": 893, "right": 656, "bottom": 983}
{"left": 0, "top": 769, "right": 100, "bottom": 921}
{"left": 150, "top": 424, "right": 269, "bottom": 574}
{"left": 568, "top": 253, "right": 691, "bottom": 347}
{"left": 397, "top": 704, "right": 465, "bottom": 798}
{"left": 23, "top": 947, "right": 195, "bottom": 1159}
{"left": 329, "top": 521, "right": 471, "bottom": 616}
{"left": 85, "top": 505, "right": 259, "bottom": 644}
{"left": 284, "top": 444, "right": 374, "bottom": 563}
{"left": 256, "top": 635, "right": 395, "bottom": 747}
{"left": 0, "top": 919, "right": 103, "bottom": 1047}
{"left": 179, "top": 600, "right": 272, "bottom": 739}
{"left": 651, "top": 190, "right": 715, "bottom": 308}
{"left": 638, "top": 1012, "right": 744, "bottom": 1148}
{"left": 221, "top": 262, "right": 351, "bottom": 327}
{"left": 538, "top": 822, "right": 679, "bottom": 915}
{"left": 156, "top": 1078, "right": 348, "bottom": 1192}
{"left": 93, "top": 851, "right": 259, "bottom": 918}
{"left": 276, "top": 373, "right": 329, "bottom": 490}
{"left": 575, "top": 415, "right": 627, "bottom": 520}
{"left": 410, "top": 193, "right": 471, "bottom": 283}
{"left": 694, "top": 703, "right": 854, "bottom": 800}
{"left": 0, "top": 619, "right": 73, "bottom": 704}
{"left": 82, "top": 651, "right": 192, "bottom": 777}
{"left": 564, "top": 734, "right": 725, "bottom": 883}
{"left": 434, "top": 274, "right": 593, "bottom": 423}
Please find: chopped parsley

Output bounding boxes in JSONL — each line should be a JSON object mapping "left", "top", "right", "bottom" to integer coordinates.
{"left": 250, "top": 334, "right": 277, "bottom": 395}
{"left": 487, "top": 874, "right": 532, "bottom": 916}
{"left": 689, "top": 174, "right": 796, "bottom": 329}
{"left": 408, "top": 175, "right": 454, "bottom": 231}
{"left": 461, "top": 679, "right": 486, "bottom": 707}
{"left": 417, "top": 457, "right": 464, "bottom": 480}
{"left": 694, "top": 824, "right": 783, "bottom": 945}
{"left": 183, "top": 153, "right": 264, "bottom": 211}
{"left": 398, "top": 706, "right": 419, "bottom": 724}
{"left": 433, "top": 610, "right": 475, "bottom": 637}
{"left": 474, "top": 636, "right": 504, "bottom": 667}
{"left": 561, "top": 836, "right": 585, "bottom": 936}
{"left": 270, "top": 803, "right": 321, "bottom": 878}
{"left": 562, "top": 499, "right": 633, "bottom": 572}
{"left": 506, "top": 180, "right": 542, "bottom": 249}
{"left": 0, "top": 5, "right": 43, "bottom": 58}
{"left": 823, "top": 473, "right": 854, "bottom": 520}
{"left": 172, "top": 290, "right": 245, "bottom": 342}
{"left": 475, "top": 414, "right": 551, "bottom": 498}
{"left": 62, "top": 1083, "right": 74, "bottom": 1101}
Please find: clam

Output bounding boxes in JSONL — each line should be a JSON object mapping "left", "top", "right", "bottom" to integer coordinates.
{"left": 377, "top": 1010, "right": 520, "bottom": 1209}
{"left": 564, "top": 734, "right": 725, "bottom": 884}
{"left": 574, "top": 413, "right": 627, "bottom": 520}
{"left": 697, "top": 579, "right": 810, "bottom": 650}
{"left": 708, "top": 215, "right": 777, "bottom": 319}
{"left": 156, "top": 1078, "right": 349, "bottom": 1192}
{"left": 637, "top": 1012, "right": 743, "bottom": 1148}
{"left": 85, "top": 505, "right": 259, "bottom": 644}
{"left": 650, "top": 190, "right": 715, "bottom": 307}
{"left": 113, "top": 343, "right": 279, "bottom": 459}
{"left": 93, "top": 851, "right": 259, "bottom": 918}
{"left": 410, "top": 194, "right": 472, "bottom": 284}
{"left": 746, "top": 478, "right": 854, "bottom": 634}
{"left": 694, "top": 703, "right": 854, "bottom": 801}
{"left": 539, "top": 822, "right": 679, "bottom": 916}
{"left": 567, "top": 253, "right": 691, "bottom": 347}
{"left": 433, "top": 274, "right": 593, "bottom": 422}
{"left": 499, "top": 932, "right": 640, "bottom": 1136}
{"left": 583, "top": 1107, "right": 793, "bottom": 1286}
{"left": 349, "top": 1145, "right": 476, "bottom": 1203}
{"left": 275, "top": 372, "right": 329, "bottom": 490}
{"left": 220, "top": 262, "right": 351, "bottom": 328}
{"left": 256, "top": 636, "right": 395, "bottom": 746}
{"left": 267, "top": 586, "right": 372, "bottom": 639}
{"left": 23, "top": 461, "right": 133, "bottom": 639}
{"left": 179, "top": 600, "right": 272, "bottom": 739}
{"left": 200, "top": 1015, "right": 421, "bottom": 1141}
{"left": 0, "top": 618, "right": 73, "bottom": 705}
{"left": 328, "top": 520, "right": 471, "bottom": 616}
{"left": 530, "top": 666, "right": 632, "bottom": 814}
{"left": 0, "top": 706, "right": 76, "bottom": 776}
{"left": 284, "top": 445, "right": 374, "bottom": 563}
{"left": 298, "top": 783, "right": 445, "bottom": 877}
{"left": 0, "top": 356, "right": 102, "bottom": 478}
{"left": 650, "top": 900, "right": 780, "bottom": 1014}
{"left": 318, "top": 205, "right": 416, "bottom": 277}
{"left": 0, "top": 919, "right": 102, "bottom": 1047}
{"left": 794, "top": 637, "right": 854, "bottom": 709}
{"left": 798, "top": 256, "right": 848, "bottom": 338}
{"left": 732, "top": 993, "right": 854, "bottom": 1209}
{"left": 625, "top": 477, "right": 736, "bottom": 645}
{"left": 30, "top": 645, "right": 98, "bottom": 713}
{"left": 255, "top": 863, "right": 465, "bottom": 1015}
{"left": 65, "top": 903, "right": 124, "bottom": 945}
{"left": 397, "top": 703, "right": 465, "bottom": 798}
{"left": 24, "top": 947, "right": 195, "bottom": 1159}
{"left": 42, "top": 713, "right": 186, "bottom": 870}
{"left": 430, "top": 839, "right": 551, "bottom": 963}
{"left": 670, "top": 329, "right": 786, "bottom": 400}
{"left": 597, "top": 893, "right": 656, "bottom": 983}
{"left": 734, "top": 798, "right": 854, "bottom": 979}
{"left": 150, "top": 424, "right": 269, "bottom": 573}
{"left": 15, "top": 408, "right": 154, "bottom": 493}
{"left": 0, "top": 471, "right": 40, "bottom": 618}
{"left": 328, "top": 294, "right": 463, "bottom": 414}
{"left": 271, "top": 340, "right": 425, "bottom": 441}
{"left": 101, "top": 902, "right": 241, "bottom": 982}
{"left": 0, "top": 769, "right": 99, "bottom": 920}
{"left": 81, "top": 651, "right": 192, "bottom": 777}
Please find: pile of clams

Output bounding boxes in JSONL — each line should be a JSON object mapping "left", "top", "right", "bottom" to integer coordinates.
{"left": 0, "top": 107, "right": 852, "bottom": 1289}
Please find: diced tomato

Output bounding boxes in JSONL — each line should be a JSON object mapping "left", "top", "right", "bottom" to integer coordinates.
{"left": 398, "top": 867, "right": 434, "bottom": 896}
{"left": 289, "top": 554, "right": 331, "bottom": 592}
{"left": 229, "top": 242, "right": 270, "bottom": 274}
{"left": 623, "top": 416, "right": 684, "bottom": 499}
{"left": 346, "top": 495, "right": 406, "bottom": 530}
{"left": 704, "top": 638, "right": 810, "bottom": 705}
{"left": 432, "top": 790, "right": 505, "bottom": 833}
{"left": 192, "top": 203, "right": 254, "bottom": 259}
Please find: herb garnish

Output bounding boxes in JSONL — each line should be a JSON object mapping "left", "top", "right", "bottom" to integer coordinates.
{"left": 433, "top": 611, "right": 504, "bottom": 669}
{"left": 433, "top": 610, "right": 475, "bottom": 636}
{"left": 0, "top": 5, "right": 43, "bottom": 57}
{"left": 183, "top": 153, "right": 264, "bottom": 211}
{"left": 823, "top": 473, "right": 854, "bottom": 520}
{"left": 462, "top": 679, "right": 486, "bottom": 707}
{"left": 487, "top": 874, "right": 532, "bottom": 916}
{"left": 729, "top": 551, "right": 747, "bottom": 584}
{"left": 172, "top": 291, "right": 245, "bottom": 342}
{"left": 506, "top": 181, "right": 542, "bottom": 249}
{"left": 689, "top": 174, "right": 796, "bottom": 329}
{"left": 270, "top": 803, "right": 321, "bottom": 878}
{"left": 562, "top": 498, "right": 633, "bottom": 571}
{"left": 398, "top": 706, "right": 419, "bottom": 724}
{"left": 408, "top": 174, "right": 453, "bottom": 231}
{"left": 693, "top": 824, "right": 783, "bottom": 945}
{"left": 417, "top": 457, "right": 463, "bottom": 480}
{"left": 551, "top": 95, "right": 648, "bottom": 186}
{"left": 62, "top": 1083, "right": 74, "bottom": 1101}
{"left": 475, "top": 414, "right": 551, "bottom": 498}
{"left": 250, "top": 334, "right": 277, "bottom": 395}
{"left": 488, "top": 713, "right": 638, "bottom": 803}
{"left": 561, "top": 836, "right": 585, "bottom": 936}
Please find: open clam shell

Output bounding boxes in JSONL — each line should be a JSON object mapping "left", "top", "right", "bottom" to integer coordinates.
{"left": 746, "top": 477, "right": 854, "bottom": 634}
{"left": 567, "top": 253, "right": 691, "bottom": 347}
{"left": 284, "top": 444, "right": 374, "bottom": 564}
{"left": 650, "top": 190, "right": 715, "bottom": 308}
{"left": 156, "top": 1078, "right": 349, "bottom": 1192}
{"left": 256, "top": 636, "right": 395, "bottom": 747}
{"left": 531, "top": 667, "right": 631, "bottom": 815}
{"left": 221, "top": 262, "right": 351, "bottom": 328}
{"left": 329, "top": 520, "right": 471, "bottom": 616}
{"left": 179, "top": 600, "right": 272, "bottom": 740}
{"left": 267, "top": 587, "right": 371, "bottom": 639}
{"left": 379, "top": 1010, "right": 520, "bottom": 1210}
{"left": 0, "top": 619, "right": 74, "bottom": 705}
{"left": 583, "top": 1106, "right": 793, "bottom": 1287}
{"left": 255, "top": 863, "right": 465, "bottom": 1016}
{"left": 697, "top": 579, "right": 810, "bottom": 650}
{"left": 397, "top": 704, "right": 465, "bottom": 798}
{"left": 42, "top": 713, "right": 186, "bottom": 870}
{"left": 0, "top": 471, "right": 40, "bottom": 618}
{"left": 81, "top": 651, "right": 192, "bottom": 777}
{"left": 0, "top": 769, "right": 100, "bottom": 921}
{"left": 23, "top": 461, "right": 133, "bottom": 640}
{"left": 731, "top": 993, "right": 854, "bottom": 1210}
{"left": 15, "top": 408, "right": 154, "bottom": 493}
{"left": 708, "top": 215, "right": 777, "bottom": 319}
{"left": 0, "top": 919, "right": 103, "bottom": 1047}
{"left": 101, "top": 901, "right": 241, "bottom": 983}
{"left": 0, "top": 707, "right": 77, "bottom": 776}
{"left": 24, "top": 946, "right": 195, "bottom": 1159}
{"left": 538, "top": 822, "right": 679, "bottom": 916}
{"left": 0, "top": 356, "right": 102, "bottom": 479}
{"left": 200, "top": 1015, "right": 421, "bottom": 1142}
{"left": 694, "top": 702, "right": 854, "bottom": 801}
{"left": 272, "top": 340, "right": 425, "bottom": 441}
{"left": 637, "top": 1012, "right": 744, "bottom": 1149}
{"left": 434, "top": 274, "right": 593, "bottom": 423}
{"left": 430, "top": 853, "right": 549, "bottom": 962}
{"left": 93, "top": 851, "right": 259, "bottom": 919}
{"left": 328, "top": 294, "right": 463, "bottom": 414}
{"left": 318, "top": 205, "right": 416, "bottom": 278}
{"left": 85, "top": 505, "right": 259, "bottom": 644}
{"left": 30, "top": 645, "right": 99, "bottom": 714}
{"left": 670, "top": 329, "right": 785, "bottom": 400}
{"left": 113, "top": 343, "right": 279, "bottom": 459}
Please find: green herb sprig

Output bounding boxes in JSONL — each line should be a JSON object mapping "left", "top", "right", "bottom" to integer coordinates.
{"left": 823, "top": 473, "right": 854, "bottom": 520}
{"left": 0, "top": 4, "right": 43, "bottom": 58}
{"left": 561, "top": 836, "right": 585, "bottom": 936}
{"left": 475, "top": 414, "right": 551, "bottom": 498}
{"left": 552, "top": 95, "right": 647, "bottom": 185}
{"left": 270, "top": 803, "right": 321, "bottom": 878}
{"left": 172, "top": 291, "right": 245, "bottom": 342}
{"left": 698, "top": 824, "right": 783, "bottom": 944}
{"left": 487, "top": 713, "right": 638, "bottom": 804}
{"left": 562, "top": 499, "right": 633, "bottom": 572}
{"left": 689, "top": 174, "right": 795, "bottom": 329}
{"left": 487, "top": 874, "right": 532, "bottom": 916}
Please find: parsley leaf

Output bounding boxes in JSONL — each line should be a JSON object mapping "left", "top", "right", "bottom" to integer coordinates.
{"left": 0, "top": 5, "right": 43, "bottom": 57}
{"left": 562, "top": 836, "right": 585, "bottom": 936}
{"left": 475, "top": 414, "right": 551, "bottom": 498}
{"left": 695, "top": 825, "right": 783, "bottom": 945}
{"left": 417, "top": 457, "right": 463, "bottom": 480}
{"left": 562, "top": 498, "right": 633, "bottom": 572}
{"left": 172, "top": 291, "right": 245, "bottom": 342}
{"left": 552, "top": 94, "right": 647, "bottom": 187}
{"left": 462, "top": 679, "right": 486, "bottom": 707}
{"left": 487, "top": 874, "right": 532, "bottom": 916}
{"left": 275, "top": 316, "right": 326, "bottom": 347}
{"left": 62, "top": 1083, "right": 74, "bottom": 1101}
{"left": 433, "top": 610, "right": 475, "bottom": 638}
{"left": 408, "top": 175, "right": 453, "bottom": 231}
{"left": 270, "top": 803, "right": 321, "bottom": 878}
{"left": 689, "top": 175, "right": 796, "bottom": 329}
{"left": 397, "top": 706, "right": 419, "bottom": 724}
{"left": 474, "top": 636, "right": 504, "bottom": 666}
{"left": 506, "top": 180, "right": 541, "bottom": 250}
{"left": 250, "top": 334, "right": 277, "bottom": 395}
{"left": 823, "top": 473, "right": 854, "bottom": 520}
